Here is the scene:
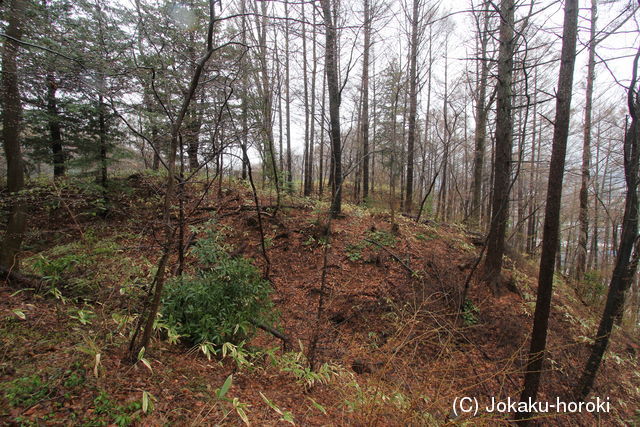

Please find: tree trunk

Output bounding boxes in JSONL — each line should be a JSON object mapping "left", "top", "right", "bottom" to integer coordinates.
{"left": 241, "top": 0, "right": 249, "bottom": 180}
{"left": 371, "top": 46, "right": 377, "bottom": 195}
{"left": 526, "top": 70, "right": 539, "bottom": 254}
{"left": 302, "top": 0, "right": 311, "bottom": 196}
{"left": 95, "top": 3, "right": 109, "bottom": 196}
{"left": 46, "top": 73, "right": 65, "bottom": 177}
{"left": 284, "top": 0, "right": 292, "bottom": 189}
{"left": 186, "top": 105, "right": 202, "bottom": 171}
{"left": 404, "top": 0, "right": 419, "bottom": 213}
{"left": 308, "top": 8, "right": 317, "bottom": 195}
{"left": 576, "top": 0, "right": 597, "bottom": 282}
{"left": 257, "top": 0, "right": 280, "bottom": 208}
{"left": 438, "top": 46, "right": 450, "bottom": 221}
{"left": 361, "top": 0, "right": 371, "bottom": 201}
{"left": 98, "top": 92, "right": 108, "bottom": 192}
{"left": 577, "top": 44, "right": 640, "bottom": 400}
{"left": 483, "top": 0, "right": 515, "bottom": 286}
{"left": 354, "top": 91, "right": 363, "bottom": 201}
{"left": 0, "top": 0, "right": 27, "bottom": 270}
{"left": 589, "top": 122, "right": 602, "bottom": 269}
{"left": 319, "top": 69, "right": 327, "bottom": 196}
{"left": 321, "top": 0, "right": 342, "bottom": 218}
{"left": 277, "top": 56, "right": 284, "bottom": 173}
{"left": 151, "top": 125, "right": 160, "bottom": 170}
{"left": 517, "top": 0, "right": 579, "bottom": 421}
{"left": 470, "top": 3, "right": 489, "bottom": 227}
{"left": 516, "top": 93, "right": 526, "bottom": 252}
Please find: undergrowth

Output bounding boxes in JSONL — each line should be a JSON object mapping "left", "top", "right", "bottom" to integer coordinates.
{"left": 23, "top": 230, "right": 150, "bottom": 300}
{"left": 162, "top": 224, "right": 276, "bottom": 346}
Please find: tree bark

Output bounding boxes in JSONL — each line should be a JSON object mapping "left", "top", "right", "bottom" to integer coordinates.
{"left": 151, "top": 125, "right": 160, "bottom": 170}
{"left": 361, "top": 0, "right": 371, "bottom": 201}
{"left": 95, "top": 3, "right": 109, "bottom": 197}
{"left": 46, "top": 73, "right": 65, "bottom": 177}
{"left": 284, "top": 0, "right": 292, "bottom": 190}
{"left": 483, "top": 0, "right": 515, "bottom": 286}
{"left": 404, "top": 0, "right": 419, "bottom": 213}
{"left": 98, "top": 91, "right": 109, "bottom": 192}
{"left": 589, "top": 122, "right": 602, "bottom": 269}
{"left": 517, "top": 0, "right": 579, "bottom": 421}
{"left": 308, "top": 8, "right": 317, "bottom": 195}
{"left": 319, "top": 69, "right": 327, "bottom": 196}
{"left": 186, "top": 103, "right": 202, "bottom": 171}
{"left": 526, "top": 70, "right": 539, "bottom": 254}
{"left": 438, "top": 45, "right": 450, "bottom": 222}
{"left": 321, "top": 0, "right": 343, "bottom": 218}
{"left": 239, "top": 0, "right": 248, "bottom": 179}
{"left": 0, "top": 0, "right": 27, "bottom": 271}
{"left": 577, "top": 44, "right": 640, "bottom": 400}
{"left": 576, "top": 0, "right": 597, "bottom": 282}
{"left": 302, "top": 0, "right": 311, "bottom": 196}
{"left": 470, "top": 4, "right": 490, "bottom": 228}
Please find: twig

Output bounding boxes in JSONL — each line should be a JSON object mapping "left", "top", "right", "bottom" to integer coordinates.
{"left": 251, "top": 320, "right": 290, "bottom": 350}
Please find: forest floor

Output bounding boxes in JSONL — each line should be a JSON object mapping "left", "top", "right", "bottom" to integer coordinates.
{"left": 1, "top": 173, "right": 639, "bottom": 426}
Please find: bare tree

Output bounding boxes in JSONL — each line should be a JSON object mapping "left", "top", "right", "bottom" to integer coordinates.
{"left": 302, "top": 0, "right": 311, "bottom": 196}
{"left": 576, "top": 0, "right": 598, "bottom": 282}
{"left": 361, "top": 0, "right": 371, "bottom": 201}
{"left": 284, "top": 0, "right": 293, "bottom": 190}
{"left": 469, "top": 0, "right": 491, "bottom": 228}
{"left": 517, "top": 0, "right": 579, "bottom": 421}
{"left": 404, "top": 0, "right": 420, "bottom": 213}
{"left": 577, "top": 42, "right": 640, "bottom": 401}
{"left": 255, "top": 0, "right": 281, "bottom": 209}
{"left": 321, "top": 0, "right": 343, "bottom": 218}
{"left": 483, "top": 0, "right": 515, "bottom": 287}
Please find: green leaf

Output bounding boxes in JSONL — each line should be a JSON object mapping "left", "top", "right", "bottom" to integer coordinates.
{"left": 260, "top": 392, "right": 283, "bottom": 415}
{"left": 12, "top": 309, "right": 26, "bottom": 320}
{"left": 282, "top": 411, "right": 295, "bottom": 425}
{"left": 141, "top": 391, "right": 154, "bottom": 413}
{"left": 140, "top": 357, "right": 153, "bottom": 373}
{"left": 10, "top": 289, "right": 34, "bottom": 297}
{"left": 217, "top": 374, "right": 233, "bottom": 399}
{"left": 308, "top": 397, "right": 327, "bottom": 414}
{"left": 236, "top": 405, "right": 250, "bottom": 425}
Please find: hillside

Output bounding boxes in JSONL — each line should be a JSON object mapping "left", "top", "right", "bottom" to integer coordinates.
{"left": 1, "top": 175, "right": 639, "bottom": 426}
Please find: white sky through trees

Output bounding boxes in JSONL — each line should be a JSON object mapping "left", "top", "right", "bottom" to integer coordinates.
{"left": 111, "top": 0, "right": 638, "bottom": 172}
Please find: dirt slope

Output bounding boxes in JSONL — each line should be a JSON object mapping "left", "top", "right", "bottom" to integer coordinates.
{"left": 1, "top": 176, "right": 639, "bottom": 425}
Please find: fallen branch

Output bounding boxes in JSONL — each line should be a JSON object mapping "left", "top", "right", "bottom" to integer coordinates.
{"left": 251, "top": 320, "right": 290, "bottom": 350}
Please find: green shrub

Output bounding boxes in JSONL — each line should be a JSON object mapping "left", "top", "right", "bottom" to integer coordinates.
{"left": 25, "top": 235, "right": 147, "bottom": 300}
{"left": 162, "top": 228, "right": 275, "bottom": 346}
